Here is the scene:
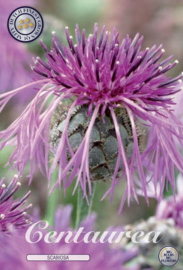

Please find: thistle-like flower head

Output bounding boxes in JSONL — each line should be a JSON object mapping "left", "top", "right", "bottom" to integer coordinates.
{"left": 34, "top": 25, "right": 181, "bottom": 110}
{"left": 0, "top": 175, "right": 31, "bottom": 231}
{"left": 0, "top": 24, "right": 183, "bottom": 212}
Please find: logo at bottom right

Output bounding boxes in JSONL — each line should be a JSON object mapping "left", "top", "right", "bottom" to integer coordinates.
{"left": 158, "top": 246, "right": 179, "bottom": 267}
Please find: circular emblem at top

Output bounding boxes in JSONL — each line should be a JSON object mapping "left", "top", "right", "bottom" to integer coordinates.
{"left": 158, "top": 246, "right": 179, "bottom": 267}
{"left": 7, "top": 6, "right": 44, "bottom": 43}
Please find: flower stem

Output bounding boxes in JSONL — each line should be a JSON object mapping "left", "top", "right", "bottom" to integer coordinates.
{"left": 44, "top": 170, "right": 59, "bottom": 226}
{"left": 75, "top": 182, "right": 96, "bottom": 229}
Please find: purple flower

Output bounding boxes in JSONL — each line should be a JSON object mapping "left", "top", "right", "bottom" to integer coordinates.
{"left": 0, "top": 24, "right": 183, "bottom": 212}
{"left": 0, "top": 1, "right": 35, "bottom": 99}
{"left": 0, "top": 175, "right": 31, "bottom": 232}
{"left": 156, "top": 174, "right": 183, "bottom": 228}
{"left": 0, "top": 205, "right": 132, "bottom": 270}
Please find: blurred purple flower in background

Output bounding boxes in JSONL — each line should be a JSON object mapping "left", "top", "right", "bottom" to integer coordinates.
{"left": 0, "top": 205, "right": 136, "bottom": 270}
{"left": 0, "top": 175, "right": 31, "bottom": 232}
{"left": 156, "top": 174, "right": 183, "bottom": 228}
{"left": 0, "top": 24, "right": 183, "bottom": 212}
{"left": 0, "top": 1, "right": 35, "bottom": 99}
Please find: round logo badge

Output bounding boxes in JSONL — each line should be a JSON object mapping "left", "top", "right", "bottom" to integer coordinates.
{"left": 7, "top": 6, "right": 43, "bottom": 43}
{"left": 158, "top": 246, "right": 179, "bottom": 267}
